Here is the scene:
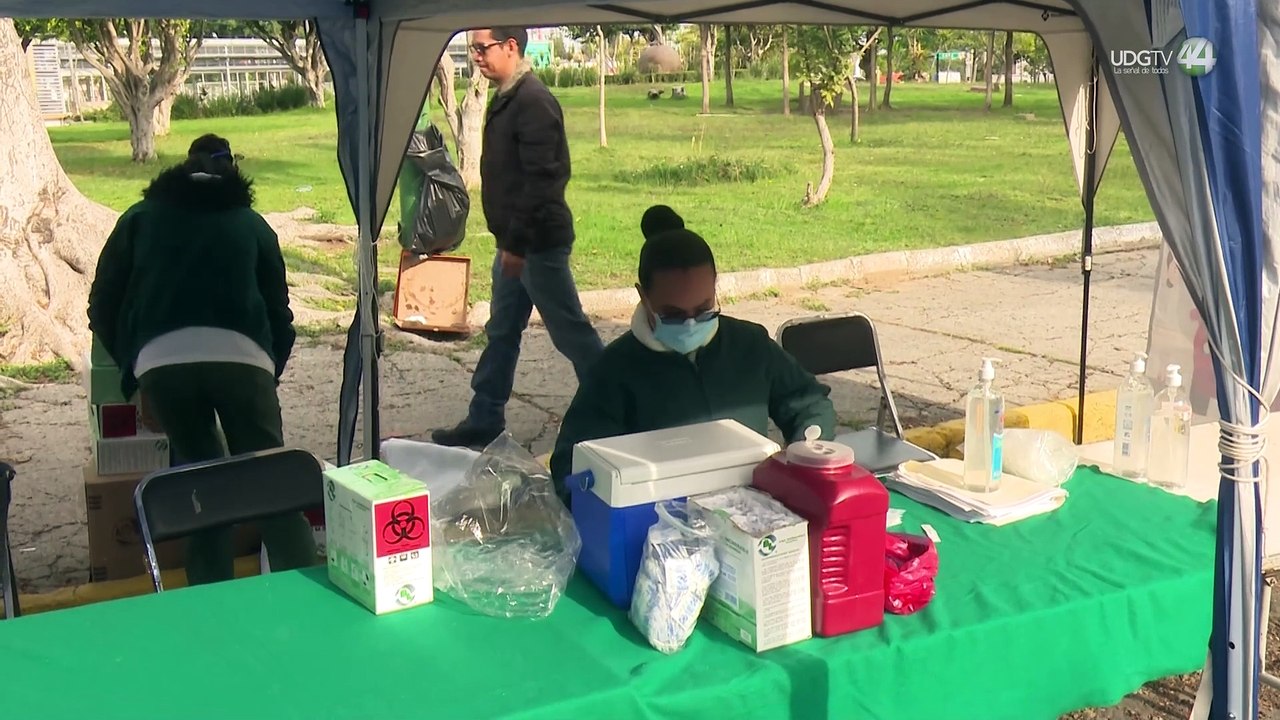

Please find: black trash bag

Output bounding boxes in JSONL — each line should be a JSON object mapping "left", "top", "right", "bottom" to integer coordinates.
{"left": 398, "top": 124, "right": 469, "bottom": 255}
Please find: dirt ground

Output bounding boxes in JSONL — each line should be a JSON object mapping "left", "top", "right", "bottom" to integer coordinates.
{"left": 2, "top": 246, "right": 1277, "bottom": 718}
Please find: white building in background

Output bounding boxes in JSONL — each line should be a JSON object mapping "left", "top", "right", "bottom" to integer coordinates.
{"left": 27, "top": 28, "right": 567, "bottom": 121}
{"left": 28, "top": 37, "right": 322, "bottom": 121}
{"left": 186, "top": 38, "right": 307, "bottom": 99}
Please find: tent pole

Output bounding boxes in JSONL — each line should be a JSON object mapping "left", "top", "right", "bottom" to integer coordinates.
{"left": 1075, "top": 59, "right": 1099, "bottom": 445}
{"left": 355, "top": 12, "right": 378, "bottom": 461}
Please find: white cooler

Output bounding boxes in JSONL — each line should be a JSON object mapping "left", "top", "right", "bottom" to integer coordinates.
{"left": 568, "top": 419, "right": 780, "bottom": 608}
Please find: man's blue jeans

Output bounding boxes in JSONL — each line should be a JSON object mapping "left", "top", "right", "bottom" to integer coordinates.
{"left": 467, "top": 246, "right": 604, "bottom": 429}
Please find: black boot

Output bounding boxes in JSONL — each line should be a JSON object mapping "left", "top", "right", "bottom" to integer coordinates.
{"left": 431, "top": 422, "right": 503, "bottom": 449}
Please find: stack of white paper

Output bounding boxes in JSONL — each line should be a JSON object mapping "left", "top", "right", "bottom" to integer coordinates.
{"left": 889, "top": 459, "right": 1068, "bottom": 526}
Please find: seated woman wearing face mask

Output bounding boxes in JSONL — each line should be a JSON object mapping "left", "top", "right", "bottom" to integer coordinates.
{"left": 549, "top": 206, "right": 836, "bottom": 492}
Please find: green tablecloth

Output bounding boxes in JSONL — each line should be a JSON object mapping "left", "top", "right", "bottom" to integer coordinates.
{"left": 0, "top": 467, "right": 1215, "bottom": 720}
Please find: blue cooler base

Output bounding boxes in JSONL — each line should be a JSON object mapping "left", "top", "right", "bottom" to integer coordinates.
{"left": 570, "top": 484, "right": 674, "bottom": 609}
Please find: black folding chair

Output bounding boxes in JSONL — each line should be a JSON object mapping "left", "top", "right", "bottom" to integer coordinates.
{"left": 777, "top": 312, "right": 906, "bottom": 437}
{"left": 133, "top": 448, "right": 324, "bottom": 592}
{"left": 777, "top": 313, "right": 935, "bottom": 474}
{"left": 1, "top": 461, "right": 19, "bottom": 619}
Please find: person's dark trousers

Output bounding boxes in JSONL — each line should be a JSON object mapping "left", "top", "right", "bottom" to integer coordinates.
{"left": 467, "top": 246, "right": 604, "bottom": 430}
{"left": 138, "top": 362, "right": 317, "bottom": 586}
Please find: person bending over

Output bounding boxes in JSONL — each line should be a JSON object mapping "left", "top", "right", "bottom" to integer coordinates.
{"left": 88, "top": 134, "right": 317, "bottom": 585}
{"left": 549, "top": 209, "right": 836, "bottom": 491}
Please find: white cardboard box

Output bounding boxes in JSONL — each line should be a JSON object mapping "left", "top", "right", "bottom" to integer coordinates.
{"left": 692, "top": 488, "right": 813, "bottom": 652}
{"left": 323, "top": 460, "right": 433, "bottom": 615}
{"left": 89, "top": 406, "right": 170, "bottom": 476}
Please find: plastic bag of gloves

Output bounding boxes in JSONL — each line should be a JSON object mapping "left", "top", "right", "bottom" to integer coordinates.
{"left": 1002, "top": 428, "right": 1078, "bottom": 487}
{"left": 629, "top": 500, "right": 720, "bottom": 654}
{"left": 431, "top": 433, "right": 581, "bottom": 619}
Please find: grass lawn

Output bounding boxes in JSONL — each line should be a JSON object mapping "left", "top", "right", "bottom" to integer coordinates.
{"left": 48, "top": 79, "right": 1152, "bottom": 302}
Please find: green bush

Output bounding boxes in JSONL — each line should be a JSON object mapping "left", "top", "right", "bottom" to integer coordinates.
{"left": 170, "top": 93, "right": 202, "bottom": 120}
{"left": 254, "top": 84, "right": 311, "bottom": 113}
{"left": 617, "top": 155, "right": 776, "bottom": 187}
{"left": 534, "top": 66, "right": 698, "bottom": 89}
{"left": 80, "top": 101, "right": 124, "bottom": 122}
{"left": 86, "top": 84, "right": 313, "bottom": 123}
{"left": 197, "top": 93, "right": 260, "bottom": 118}
{"left": 746, "top": 59, "right": 783, "bottom": 80}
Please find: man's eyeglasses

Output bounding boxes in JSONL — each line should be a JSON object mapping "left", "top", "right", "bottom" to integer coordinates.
{"left": 470, "top": 40, "right": 505, "bottom": 56}
{"left": 654, "top": 308, "right": 721, "bottom": 326}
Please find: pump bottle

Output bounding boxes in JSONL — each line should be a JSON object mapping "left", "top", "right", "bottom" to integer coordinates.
{"left": 1114, "top": 352, "right": 1155, "bottom": 481}
{"left": 1148, "top": 364, "right": 1192, "bottom": 489}
{"left": 963, "top": 358, "right": 1004, "bottom": 493}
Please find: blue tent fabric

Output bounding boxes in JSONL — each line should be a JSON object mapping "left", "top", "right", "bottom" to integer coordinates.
{"left": 1180, "top": 0, "right": 1267, "bottom": 716}
{"left": 0, "top": 1, "right": 1275, "bottom": 716}
{"left": 317, "top": 16, "right": 377, "bottom": 466}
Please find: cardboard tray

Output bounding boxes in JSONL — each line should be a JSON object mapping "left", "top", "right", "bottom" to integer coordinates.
{"left": 392, "top": 252, "right": 471, "bottom": 334}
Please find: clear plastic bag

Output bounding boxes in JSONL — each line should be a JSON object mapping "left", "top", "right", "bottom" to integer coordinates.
{"left": 1003, "top": 428, "right": 1079, "bottom": 487}
{"left": 431, "top": 433, "right": 582, "bottom": 618}
{"left": 629, "top": 501, "right": 720, "bottom": 654}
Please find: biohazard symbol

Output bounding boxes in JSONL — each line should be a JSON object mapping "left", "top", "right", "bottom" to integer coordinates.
{"left": 381, "top": 500, "right": 425, "bottom": 546}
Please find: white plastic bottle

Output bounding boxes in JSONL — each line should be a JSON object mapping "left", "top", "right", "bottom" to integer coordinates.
{"left": 1113, "top": 352, "right": 1155, "bottom": 481}
{"left": 1148, "top": 364, "right": 1192, "bottom": 490}
{"left": 963, "top": 358, "right": 1005, "bottom": 493}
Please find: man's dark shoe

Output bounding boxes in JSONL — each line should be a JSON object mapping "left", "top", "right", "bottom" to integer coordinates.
{"left": 431, "top": 422, "right": 503, "bottom": 449}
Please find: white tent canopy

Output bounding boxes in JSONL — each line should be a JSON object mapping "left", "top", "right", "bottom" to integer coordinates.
{"left": 3, "top": 2, "right": 1275, "bottom": 718}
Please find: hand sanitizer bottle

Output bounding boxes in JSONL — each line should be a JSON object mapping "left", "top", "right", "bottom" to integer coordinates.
{"left": 1148, "top": 364, "right": 1192, "bottom": 489}
{"left": 963, "top": 358, "right": 1004, "bottom": 493}
{"left": 1113, "top": 352, "right": 1155, "bottom": 481}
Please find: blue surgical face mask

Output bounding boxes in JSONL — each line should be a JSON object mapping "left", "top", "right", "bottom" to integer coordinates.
{"left": 652, "top": 315, "right": 719, "bottom": 354}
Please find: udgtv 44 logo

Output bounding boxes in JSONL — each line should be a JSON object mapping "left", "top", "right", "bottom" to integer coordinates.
{"left": 1110, "top": 37, "right": 1217, "bottom": 76}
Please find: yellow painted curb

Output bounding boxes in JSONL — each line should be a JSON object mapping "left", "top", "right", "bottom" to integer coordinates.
{"left": 905, "top": 390, "right": 1120, "bottom": 459}
{"left": 14, "top": 554, "right": 265, "bottom": 616}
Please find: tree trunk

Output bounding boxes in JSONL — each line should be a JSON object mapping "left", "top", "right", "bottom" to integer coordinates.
{"left": 123, "top": 95, "right": 159, "bottom": 163}
{"left": 723, "top": 24, "right": 734, "bottom": 108}
{"left": 153, "top": 95, "right": 173, "bottom": 137}
{"left": 0, "top": 19, "right": 118, "bottom": 368}
{"left": 798, "top": 79, "right": 809, "bottom": 115}
{"left": 434, "top": 52, "right": 462, "bottom": 150}
{"left": 596, "top": 26, "right": 607, "bottom": 148}
{"left": 984, "top": 32, "right": 995, "bottom": 112}
{"left": 883, "top": 26, "right": 895, "bottom": 109}
{"left": 866, "top": 35, "right": 877, "bottom": 113}
{"left": 305, "top": 42, "right": 328, "bottom": 108}
{"left": 71, "top": 20, "right": 200, "bottom": 164}
{"left": 781, "top": 26, "right": 791, "bottom": 116}
{"left": 458, "top": 64, "right": 488, "bottom": 189}
{"left": 1003, "top": 31, "right": 1015, "bottom": 108}
{"left": 306, "top": 71, "right": 326, "bottom": 108}
{"left": 848, "top": 76, "right": 861, "bottom": 143}
{"left": 803, "top": 105, "right": 835, "bottom": 207}
{"left": 699, "top": 24, "right": 713, "bottom": 114}
{"left": 433, "top": 51, "right": 488, "bottom": 190}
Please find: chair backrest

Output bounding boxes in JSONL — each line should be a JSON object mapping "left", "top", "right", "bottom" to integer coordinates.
{"left": 1, "top": 461, "right": 18, "bottom": 619}
{"left": 134, "top": 448, "right": 324, "bottom": 589}
{"left": 777, "top": 312, "right": 904, "bottom": 437}
{"left": 777, "top": 313, "right": 885, "bottom": 376}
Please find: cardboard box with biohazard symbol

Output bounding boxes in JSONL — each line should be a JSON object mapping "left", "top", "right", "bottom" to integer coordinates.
{"left": 322, "top": 460, "right": 433, "bottom": 615}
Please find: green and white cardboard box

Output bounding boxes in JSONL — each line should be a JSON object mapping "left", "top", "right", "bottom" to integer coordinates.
{"left": 88, "top": 405, "right": 170, "bottom": 477}
{"left": 323, "top": 460, "right": 433, "bottom": 615}
{"left": 692, "top": 490, "right": 813, "bottom": 652}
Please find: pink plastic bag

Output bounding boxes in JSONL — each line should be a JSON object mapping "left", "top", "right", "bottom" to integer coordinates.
{"left": 884, "top": 532, "right": 938, "bottom": 615}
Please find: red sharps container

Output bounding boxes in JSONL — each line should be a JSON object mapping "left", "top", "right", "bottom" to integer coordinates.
{"left": 752, "top": 426, "right": 890, "bottom": 637}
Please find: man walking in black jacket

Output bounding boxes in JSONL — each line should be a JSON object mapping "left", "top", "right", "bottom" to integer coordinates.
{"left": 433, "top": 27, "right": 604, "bottom": 448}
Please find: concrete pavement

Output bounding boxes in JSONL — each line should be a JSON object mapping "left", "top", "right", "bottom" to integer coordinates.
{"left": 0, "top": 246, "right": 1156, "bottom": 593}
